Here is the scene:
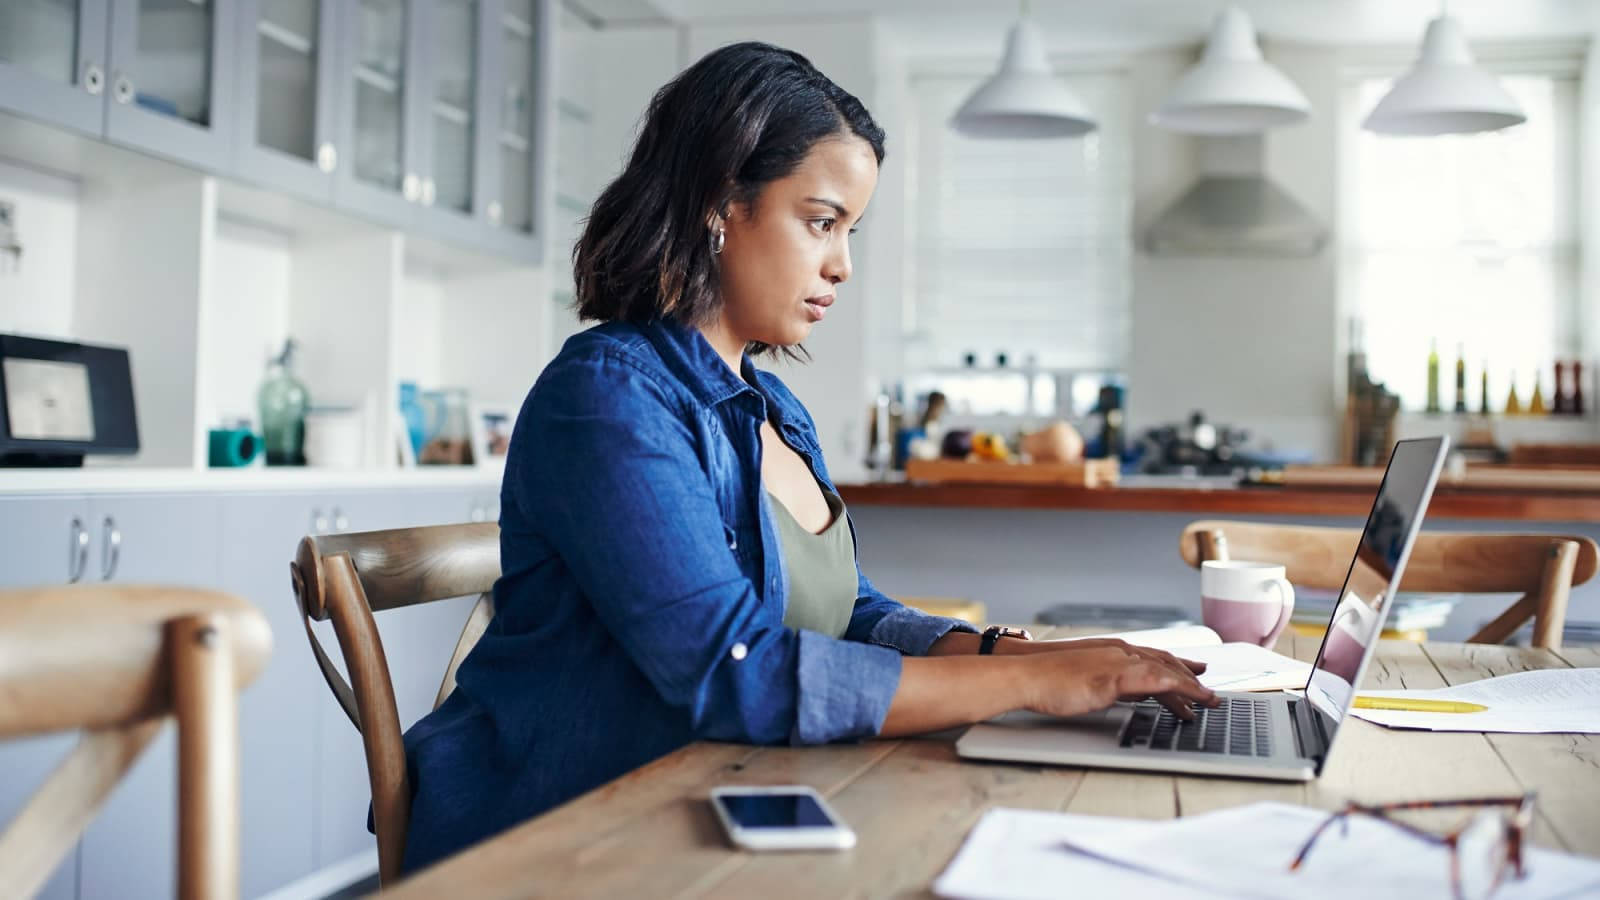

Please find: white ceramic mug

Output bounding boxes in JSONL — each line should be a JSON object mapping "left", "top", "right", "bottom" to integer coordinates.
{"left": 1201, "top": 560, "right": 1296, "bottom": 647}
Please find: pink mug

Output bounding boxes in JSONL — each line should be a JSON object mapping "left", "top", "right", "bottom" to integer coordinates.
{"left": 1201, "top": 560, "right": 1296, "bottom": 647}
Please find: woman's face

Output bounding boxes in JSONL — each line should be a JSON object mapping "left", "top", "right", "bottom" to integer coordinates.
{"left": 713, "top": 135, "right": 879, "bottom": 351}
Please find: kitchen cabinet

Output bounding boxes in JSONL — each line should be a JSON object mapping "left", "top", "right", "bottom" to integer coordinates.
{"left": 0, "top": 0, "right": 110, "bottom": 136}
{"left": 0, "top": 484, "right": 495, "bottom": 895}
{"left": 234, "top": 0, "right": 342, "bottom": 204}
{"left": 0, "top": 496, "right": 93, "bottom": 900}
{"left": 78, "top": 494, "right": 223, "bottom": 900}
{"left": 332, "top": 0, "right": 429, "bottom": 228}
{"left": 102, "top": 0, "right": 237, "bottom": 172}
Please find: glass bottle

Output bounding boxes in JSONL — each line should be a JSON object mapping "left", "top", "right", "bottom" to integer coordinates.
{"left": 1453, "top": 344, "right": 1467, "bottom": 414}
{"left": 1529, "top": 371, "right": 1548, "bottom": 415}
{"left": 1425, "top": 339, "right": 1441, "bottom": 414}
{"left": 259, "top": 339, "right": 310, "bottom": 465}
{"left": 1504, "top": 371, "right": 1522, "bottom": 416}
{"left": 1479, "top": 364, "right": 1490, "bottom": 417}
{"left": 1553, "top": 362, "right": 1570, "bottom": 415}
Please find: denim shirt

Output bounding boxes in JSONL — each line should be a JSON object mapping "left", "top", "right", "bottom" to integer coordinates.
{"left": 399, "top": 318, "right": 976, "bottom": 871}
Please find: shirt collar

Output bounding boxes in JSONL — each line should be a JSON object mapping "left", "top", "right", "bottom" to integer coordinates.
{"left": 638, "top": 318, "right": 764, "bottom": 410}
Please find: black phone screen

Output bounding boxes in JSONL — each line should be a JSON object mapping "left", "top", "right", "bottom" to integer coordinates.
{"left": 716, "top": 793, "right": 836, "bottom": 829}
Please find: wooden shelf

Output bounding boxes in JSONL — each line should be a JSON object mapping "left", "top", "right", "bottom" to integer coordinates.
{"left": 836, "top": 481, "right": 1600, "bottom": 523}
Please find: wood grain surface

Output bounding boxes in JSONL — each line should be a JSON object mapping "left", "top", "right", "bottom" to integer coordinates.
{"left": 384, "top": 630, "right": 1600, "bottom": 899}
{"left": 837, "top": 482, "right": 1600, "bottom": 522}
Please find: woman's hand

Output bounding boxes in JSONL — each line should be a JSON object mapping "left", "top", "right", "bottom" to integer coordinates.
{"left": 1000, "top": 636, "right": 1208, "bottom": 679}
{"left": 1019, "top": 645, "right": 1219, "bottom": 722}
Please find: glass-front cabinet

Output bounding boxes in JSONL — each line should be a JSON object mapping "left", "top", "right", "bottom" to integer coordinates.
{"left": 489, "top": 0, "right": 544, "bottom": 253}
{"left": 0, "top": 0, "right": 111, "bottom": 136}
{"left": 103, "top": 0, "right": 235, "bottom": 170}
{"left": 235, "top": 0, "right": 341, "bottom": 202}
{"left": 334, "top": 0, "right": 428, "bottom": 225}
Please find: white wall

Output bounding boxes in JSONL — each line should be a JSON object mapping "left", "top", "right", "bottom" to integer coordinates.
{"left": 205, "top": 219, "right": 292, "bottom": 429}
{"left": 0, "top": 159, "right": 78, "bottom": 338}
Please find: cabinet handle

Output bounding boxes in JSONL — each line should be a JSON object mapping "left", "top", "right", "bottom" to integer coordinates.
{"left": 100, "top": 516, "right": 122, "bottom": 582}
{"left": 333, "top": 507, "right": 350, "bottom": 532}
{"left": 113, "top": 73, "right": 134, "bottom": 105}
{"left": 402, "top": 173, "right": 421, "bottom": 202}
{"left": 487, "top": 200, "right": 503, "bottom": 224}
{"left": 421, "top": 177, "right": 436, "bottom": 207}
{"left": 311, "top": 508, "right": 330, "bottom": 535}
{"left": 317, "top": 142, "right": 338, "bottom": 173}
{"left": 67, "top": 517, "right": 90, "bottom": 583}
{"left": 83, "top": 63, "right": 104, "bottom": 96}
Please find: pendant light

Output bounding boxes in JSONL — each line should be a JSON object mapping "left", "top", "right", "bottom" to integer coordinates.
{"left": 1150, "top": 6, "right": 1310, "bottom": 135}
{"left": 1362, "top": 13, "right": 1525, "bottom": 136}
{"left": 949, "top": 3, "right": 1096, "bottom": 139}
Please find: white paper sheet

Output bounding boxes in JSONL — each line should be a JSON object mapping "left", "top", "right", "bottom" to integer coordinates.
{"left": 1065, "top": 626, "right": 1312, "bottom": 692}
{"left": 1057, "top": 802, "right": 1600, "bottom": 900}
{"left": 932, "top": 808, "right": 1230, "bottom": 900}
{"left": 1349, "top": 668, "right": 1600, "bottom": 733}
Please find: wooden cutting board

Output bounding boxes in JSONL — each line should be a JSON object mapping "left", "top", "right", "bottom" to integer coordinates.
{"left": 904, "top": 457, "right": 1120, "bottom": 488}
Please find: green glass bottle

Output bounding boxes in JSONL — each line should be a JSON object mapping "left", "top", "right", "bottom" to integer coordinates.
{"left": 1425, "top": 338, "right": 1441, "bottom": 413}
{"left": 259, "top": 339, "right": 310, "bottom": 466}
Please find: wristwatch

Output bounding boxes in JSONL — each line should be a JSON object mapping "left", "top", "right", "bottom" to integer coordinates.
{"left": 979, "top": 625, "right": 1033, "bottom": 655}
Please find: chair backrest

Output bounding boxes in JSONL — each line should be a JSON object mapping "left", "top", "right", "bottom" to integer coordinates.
{"left": 0, "top": 585, "right": 271, "bottom": 900}
{"left": 1179, "top": 519, "right": 1599, "bottom": 649}
{"left": 289, "top": 522, "right": 499, "bottom": 886}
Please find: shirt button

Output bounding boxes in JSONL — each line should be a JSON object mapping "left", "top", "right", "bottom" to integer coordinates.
{"left": 728, "top": 536, "right": 738, "bottom": 550}
{"left": 730, "top": 642, "right": 748, "bottom": 661}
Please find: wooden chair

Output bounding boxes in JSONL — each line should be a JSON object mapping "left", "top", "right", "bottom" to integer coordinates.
{"left": 1180, "top": 520, "right": 1599, "bottom": 650}
{"left": 0, "top": 585, "right": 271, "bottom": 900}
{"left": 289, "top": 523, "right": 499, "bottom": 887}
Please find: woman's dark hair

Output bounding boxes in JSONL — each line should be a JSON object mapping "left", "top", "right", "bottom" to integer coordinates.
{"left": 572, "top": 41, "right": 885, "bottom": 358}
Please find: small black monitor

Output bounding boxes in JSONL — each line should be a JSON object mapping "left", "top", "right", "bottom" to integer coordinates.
{"left": 0, "top": 334, "right": 139, "bottom": 467}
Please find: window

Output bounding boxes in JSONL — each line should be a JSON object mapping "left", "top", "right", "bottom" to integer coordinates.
{"left": 905, "top": 69, "right": 1133, "bottom": 375}
{"left": 1340, "top": 71, "right": 1580, "bottom": 411}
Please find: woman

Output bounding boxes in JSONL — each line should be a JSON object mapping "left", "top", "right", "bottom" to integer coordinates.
{"left": 401, "top": 41, "right": 1216, "bottom": 872}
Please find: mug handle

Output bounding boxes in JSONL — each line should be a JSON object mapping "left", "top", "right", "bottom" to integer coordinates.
{"left": 1263, "top": 576, "right": 1295, "bottom": 645}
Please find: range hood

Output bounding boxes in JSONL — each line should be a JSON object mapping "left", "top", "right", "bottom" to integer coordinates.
{"left": 1144, "top": 135, "right": 1326, "bottom": 257}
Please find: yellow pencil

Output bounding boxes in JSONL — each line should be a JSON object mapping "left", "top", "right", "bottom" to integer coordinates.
{"left": 1353, "top": 696, "right": 1488, "bottom": 714}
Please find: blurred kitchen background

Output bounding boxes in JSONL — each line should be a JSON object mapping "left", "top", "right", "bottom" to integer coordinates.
{"left": 2, "top": 2, "right": 1600, "bottom": 897}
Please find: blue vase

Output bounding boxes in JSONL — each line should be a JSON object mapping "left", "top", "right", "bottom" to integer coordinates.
{"left": 399, "top": 382, "right": 426, "bottom": 457}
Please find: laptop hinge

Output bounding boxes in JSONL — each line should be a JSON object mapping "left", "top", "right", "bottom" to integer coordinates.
{"left": 1289, "top": 699, "right": 1330, "bottom": 768}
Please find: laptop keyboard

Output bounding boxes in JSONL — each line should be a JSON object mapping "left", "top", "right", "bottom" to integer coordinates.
{"left": 1119, "top": 697, "right": 1274, "bottom": 757}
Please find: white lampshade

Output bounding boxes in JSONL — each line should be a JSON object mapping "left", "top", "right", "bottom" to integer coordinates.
{"left": 950, "top": 19, "right": 1096, "bottom": 139}
{"left": 1363, "top": 15, "right": 1526, "bottom": 136}
{"left": 1150, "top": 6, "right": 1310, "bottom": 135}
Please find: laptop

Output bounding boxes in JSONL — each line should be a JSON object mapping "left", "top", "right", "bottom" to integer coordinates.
{"left": 956, "top": 436, "right": 1451, "bottom": 782}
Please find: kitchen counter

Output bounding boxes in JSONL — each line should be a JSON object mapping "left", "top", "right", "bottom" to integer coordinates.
{"left": 837, "top": 479, "right": 1600, "bottom": 522}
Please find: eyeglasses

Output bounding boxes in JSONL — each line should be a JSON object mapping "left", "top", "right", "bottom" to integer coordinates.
{"left": 1289, "top": 794, "right": 1536, "bottom": 900}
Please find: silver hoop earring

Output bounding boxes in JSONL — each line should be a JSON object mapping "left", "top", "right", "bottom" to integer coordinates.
{"left": 711, "top": 228, "right": 725, "bottom": 255}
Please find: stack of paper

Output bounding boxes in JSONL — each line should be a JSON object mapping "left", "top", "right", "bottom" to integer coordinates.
{"left": 1351, "top": 668, "right": 1600, "bottom": 733}
{"left": 936, "top": 803, "right": 1600, "bottom": 900}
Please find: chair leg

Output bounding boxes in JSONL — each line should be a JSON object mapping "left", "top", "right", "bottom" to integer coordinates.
{"left": 1197, "top": 529, "right": 1228, "bottom": 563}
{"left": 170, "top": 613, "right": 239, "bottom": 900}
{"left": 1530, "top": 542, "right": 1578, "bottom": 651}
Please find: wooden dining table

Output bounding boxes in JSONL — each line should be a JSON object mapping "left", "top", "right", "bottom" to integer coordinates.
{"left": 383, "top": 629, "right": 1600, "bottom": 898}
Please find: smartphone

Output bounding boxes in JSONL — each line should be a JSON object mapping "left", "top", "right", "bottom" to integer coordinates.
{"left": 709, "top": 785, "right": 857, "bottom": 851}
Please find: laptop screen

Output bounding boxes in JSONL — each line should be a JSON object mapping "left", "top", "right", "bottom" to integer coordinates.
{"left": 1304, "top": 437, "right": 1449, "bottom": 728}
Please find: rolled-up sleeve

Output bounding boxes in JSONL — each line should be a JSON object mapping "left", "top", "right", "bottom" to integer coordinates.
{"left": 844, "top": 572, "right": 980, "bottom": 655}
{"left": 513, "top": 352, "right": 901, "bottom": 745}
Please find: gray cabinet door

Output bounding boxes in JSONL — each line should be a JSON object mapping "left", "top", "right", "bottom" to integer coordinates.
{"left": 0, "top": 0, "right": 111, "bottom": 136}
{"left": 233, "top": 0, "right": 341, "bottom": 204}
{"left": 332, "top": 0, "right": 427, "bottom": 229}
{"left": 0, "top": 495, "right": 94, "bottom": 900}
{"left": 102, "top": 0, "right": 236, "bottom": 172}
{"left": 78, "top": 494, "right": 222, "bottom": 900}
{"left": 411, "top": 0, "right": 496, "bottom": 249}
{"left": 313, "top": 488, "right": 486, "bottom": 869}
{"left": 473, "top": 0, "right": 549, "bottom": 263}
{"left": 217, "top": 491, "right": 327, "bottom": 897}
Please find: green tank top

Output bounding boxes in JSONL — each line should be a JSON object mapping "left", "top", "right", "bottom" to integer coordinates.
{"left": 766, "top": 488, "right": 857, "bottom": 639}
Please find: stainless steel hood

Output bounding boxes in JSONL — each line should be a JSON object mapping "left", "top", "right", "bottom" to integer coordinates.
{"left": 1144, "top": 135, "right": 1326, "bottom": 257}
